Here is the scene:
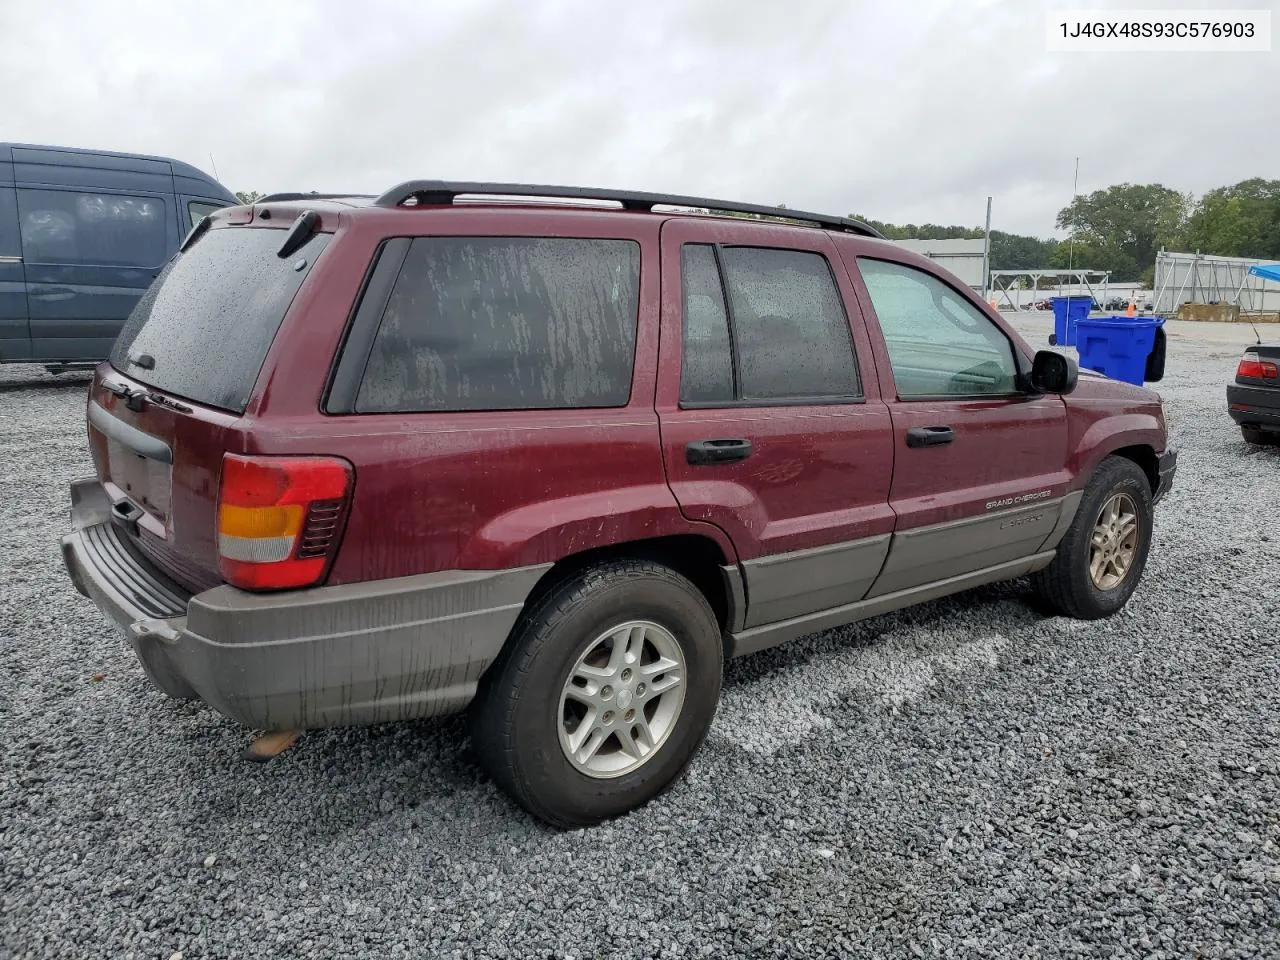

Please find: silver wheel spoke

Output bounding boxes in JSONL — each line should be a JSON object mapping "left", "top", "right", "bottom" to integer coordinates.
{"left": 576, "top": 726, "right": 609, "bottom": 765}
{"left": 566, "top": 708, "right": 601, "bottom": 755}
{"left": 607, "top": 624, "right": 644, "bottom": 672}
{"left": 640, "top": 655, "right": 680, "bottom": 679}
{"left": 1089, "top": 550, "right": 1106, "bottom": 583}
{"left": 646, "top": 670, "right": 682, "bottom": 697}
{"left": 1116, "top": 513, "right": 1138, "bottom": 543}
{"left": 616, "top": 723, "right": 649, "bottom": 760}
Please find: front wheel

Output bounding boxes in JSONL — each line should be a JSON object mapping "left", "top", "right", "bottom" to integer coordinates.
{"left": 469, "top": 559, "right": 723, "bottom": 828}
{"left": 1031, "top": 456, "right": 1154, "bottom": 620}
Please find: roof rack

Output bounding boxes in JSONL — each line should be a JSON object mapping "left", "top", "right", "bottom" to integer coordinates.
{"left": 371, "top": 180, "right": 884, "bottom": 238}
{"left": 257, "top": 192, "right": 374, "bottom": 203}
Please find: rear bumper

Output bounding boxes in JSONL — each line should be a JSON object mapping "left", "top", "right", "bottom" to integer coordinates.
{"left": 1227, "top": 382, "right": 1280, "bottom": 431}
{"left": 61, "top": 479, "right": 548, "bottom": 730}
{"left": 1155, "top": 448, "right": 1177, "bottom": 504}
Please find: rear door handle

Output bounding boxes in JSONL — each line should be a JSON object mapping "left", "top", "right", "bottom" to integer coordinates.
{"left": 686, "top": 438, "right": 753, "bottom": 465}
{"left": 905, "top": 426, "right": 955, "bottom": 448}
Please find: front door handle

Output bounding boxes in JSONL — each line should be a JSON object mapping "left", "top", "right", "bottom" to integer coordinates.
{"left": 905, "top": 426, "right": 955, "bottom": 448}
{"left": 686, "top": 438, "right": 753, "bottom": 465}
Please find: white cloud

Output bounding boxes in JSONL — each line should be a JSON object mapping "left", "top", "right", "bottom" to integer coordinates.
{"left": 2, "top": 0, "right": 1275, "bottom": 236}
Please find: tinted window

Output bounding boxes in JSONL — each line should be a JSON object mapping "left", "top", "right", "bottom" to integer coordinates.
{"left": 680, "top": 245, "right": 734, "bottom": 404}
{"left": 188, "top": 201, "right": 223, "bottom": 230}
{"left": 110, "top": 226, "right": 329, "bottom": 413}
{"left": 18, "top": 189, "right": 167, "bottom": 268}
{"left": 858, "top": 258, "right": 1018, "bottom": 398}
{"left": 718, "top": 247, "right": 859, "bottom": 400}
{"left": 356, "top": 238, "right": 640, "bottom": 413}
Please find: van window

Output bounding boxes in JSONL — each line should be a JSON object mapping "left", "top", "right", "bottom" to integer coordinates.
{"left": 17, "top": 189, "right": 168, "bottom": 268}
{"left": 110, "top": 226, "right": 330, "bottom": 413}
{"left": 188, "top": 201, "right": 223, "bottom": 230}
{"left": 355, "top": 237, "right": 640, "bottom": 413}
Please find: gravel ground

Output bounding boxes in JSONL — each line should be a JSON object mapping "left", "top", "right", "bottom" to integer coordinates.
{"left": 3, "top": 318, "right": 1278, "bottom": 959}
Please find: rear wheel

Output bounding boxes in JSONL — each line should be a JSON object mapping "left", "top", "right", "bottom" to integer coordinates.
{"left": 1031, "top": 456, "right": 1153, "bottom": 620}
{"left": 1242, "top": 426, "right": 1279, "bottom": 446}
{"left": 469, "top": 559, "right": 722, "bottom": 828}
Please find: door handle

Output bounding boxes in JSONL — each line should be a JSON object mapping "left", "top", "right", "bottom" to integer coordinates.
{"left": 905, "top": 426, "right": 955, "bottom": 448}
{"left": 686, "top": 438, "right": 753, "bottom": 465}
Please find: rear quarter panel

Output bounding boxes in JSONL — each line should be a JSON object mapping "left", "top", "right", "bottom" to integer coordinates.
{"left": 249, "top": 208, "right": 734, "bottom": 583}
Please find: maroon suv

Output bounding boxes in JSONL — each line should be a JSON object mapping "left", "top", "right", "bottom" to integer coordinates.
{"left": 61, "top": 181, "right": 1176, "bottom": 827}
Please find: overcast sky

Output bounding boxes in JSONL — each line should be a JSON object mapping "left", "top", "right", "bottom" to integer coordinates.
{"left": 2, "top": 0, "right": 1275, "bottom": 237}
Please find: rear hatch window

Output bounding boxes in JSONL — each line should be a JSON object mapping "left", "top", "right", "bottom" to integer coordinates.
{"left": 110, "top": 226, "right": 330, "bottom": 413}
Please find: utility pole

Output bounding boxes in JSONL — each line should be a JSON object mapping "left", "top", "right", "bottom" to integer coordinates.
{"left": 981, "top": 196, "right": 993, "bottom": 302}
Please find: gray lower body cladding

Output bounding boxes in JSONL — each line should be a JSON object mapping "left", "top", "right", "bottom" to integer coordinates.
{"left": 61, "top": 479, "right": 549, "bottom": 730}
{"left": 61, "top": 479, "right": 1089, "bottom": 729}
{"left": 727, "top": 493, "right": 1083, "bottom": 658}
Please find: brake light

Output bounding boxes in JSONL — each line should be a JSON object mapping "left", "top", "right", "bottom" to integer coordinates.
{"left": 217, "top": 454, "right": 353, "bottom": 590}
{"left": 1237, "top": 353, "right": 1279, "bottom": 380}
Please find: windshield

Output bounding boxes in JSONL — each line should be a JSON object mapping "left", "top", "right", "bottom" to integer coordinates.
{"left": 109, "top": 226, "right": 329, "bottom": 413}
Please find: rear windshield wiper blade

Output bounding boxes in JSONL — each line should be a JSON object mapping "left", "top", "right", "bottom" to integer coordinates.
{"left": 100, "top": 378, "right": 193, "bottom": 414}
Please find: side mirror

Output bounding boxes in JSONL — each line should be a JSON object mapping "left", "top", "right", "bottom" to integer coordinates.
{"left": 1030, "top": 350, "right": 1078, "bottom": 394}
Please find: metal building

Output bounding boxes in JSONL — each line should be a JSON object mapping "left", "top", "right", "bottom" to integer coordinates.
{"left": 1154, "top": 251, "right": 1280, "bottom": 314}
{"left": 892, "top": 238, "right": 987, "bottom": 291}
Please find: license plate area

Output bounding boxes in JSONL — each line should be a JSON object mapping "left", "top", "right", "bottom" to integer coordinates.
{"left": 104, "top": 437, "right": 172, "bottom": 536}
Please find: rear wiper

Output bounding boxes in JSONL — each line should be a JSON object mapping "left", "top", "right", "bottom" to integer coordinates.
{"left": 100, "top": 378, "right": 193, "bottom": 414}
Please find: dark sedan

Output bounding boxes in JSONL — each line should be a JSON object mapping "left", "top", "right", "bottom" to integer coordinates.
{"left": 1228, "top": 343, "right": 1280, "bottom": 445}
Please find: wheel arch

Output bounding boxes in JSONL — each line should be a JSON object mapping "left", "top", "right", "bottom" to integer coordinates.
{"left": 514, "top": 534, "right": 742, "bottom": 639}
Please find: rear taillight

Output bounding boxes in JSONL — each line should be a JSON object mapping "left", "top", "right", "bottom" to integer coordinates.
{"left": 1237, "top": 352, "right": 1279, "bottom": 380}
{"left": 217, "top": 454, "right": 353, "bottom": 590}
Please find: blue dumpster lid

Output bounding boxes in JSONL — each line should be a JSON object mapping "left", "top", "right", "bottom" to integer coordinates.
{"left": 1076, "top": 315, "right": 1165, "bottom": 327}
{"left": 1247, "top": 263, "right": 1280, "bottom": 283}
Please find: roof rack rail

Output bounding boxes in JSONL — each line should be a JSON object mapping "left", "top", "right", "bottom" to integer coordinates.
{"left": 371, "top": 180, "right": 884, "bottom": 238}
{"left": 257, "top": 192, "right": 375, "bottom": 203}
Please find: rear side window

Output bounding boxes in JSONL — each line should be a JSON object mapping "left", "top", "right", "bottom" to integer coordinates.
{"left": 680, "top": 245, "right": 735, "bottom": 404}
{"left": 678, "top": 244, "right": 860, "bottom": 404}
{"left": 110, "top": 226, "right": 329, "bottom": 413}
{"left": 17, "top": 189, "right": 168, "bottom": 268}
{"left": 355, "top": 238, "right": 640, "bottom": 413}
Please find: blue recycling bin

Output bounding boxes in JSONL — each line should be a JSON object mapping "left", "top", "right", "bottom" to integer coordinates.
{"left": 1048, "top": 296, "right": 1092, "bottom": 347}
{"left": 1074, "top": 315, "right": 1166, "bottom": 385}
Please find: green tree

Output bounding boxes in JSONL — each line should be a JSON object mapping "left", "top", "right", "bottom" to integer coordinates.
{"left": 1055, "top": 183, "right": 1189, "bottom": 276}
{"left": 1047, "top": 237, "right": 1135, "bottom": 279}
{"left": 1182, "top": 179, "right": 1280, "bottom": 260}
{"left": 235, "top": 190, "right": 264, "bottom": 205}
{"left": 988, "top": 231, "right": 1059, "bottom": 271}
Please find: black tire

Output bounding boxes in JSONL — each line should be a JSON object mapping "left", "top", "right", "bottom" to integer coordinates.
{"left": 1030, "top": 456, "right": 1154, "bottom": 620}
{"left": 469, "top": 559, "right": 723, "bottom": 828}
{"left": 1242, "top": 426, "right": 1278, "bottom": 446}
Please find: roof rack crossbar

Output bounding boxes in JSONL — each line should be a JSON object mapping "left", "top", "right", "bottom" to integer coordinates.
{"left": 371, "top": 180, "right": 884, "bottom": 238}
{"left": 257, "top": 192, "right": 376, "bottom": 203}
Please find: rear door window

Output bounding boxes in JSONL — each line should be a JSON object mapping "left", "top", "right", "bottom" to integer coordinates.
{"left": 354, "top": 237, "right": 641, "bottom": 413}
{"left": 110, "top": 226, "right": 329, "bottom": 412}
{"left": 677, "top": 243, "right": 860, "bottom": 405}
{"left": 17, "top": 189, "right": 168, "bottom": 268}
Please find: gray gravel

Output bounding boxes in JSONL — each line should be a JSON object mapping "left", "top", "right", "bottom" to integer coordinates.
{"left": 3, "top": 318, "right": 1279, "bottom": 959}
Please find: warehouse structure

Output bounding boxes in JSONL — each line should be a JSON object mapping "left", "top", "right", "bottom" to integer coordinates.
{"left": 892, "top": 238, "right": 986, "bottom": 292}
{"left": 1154, "top": 251, "right": 1280, "bottom": 314}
